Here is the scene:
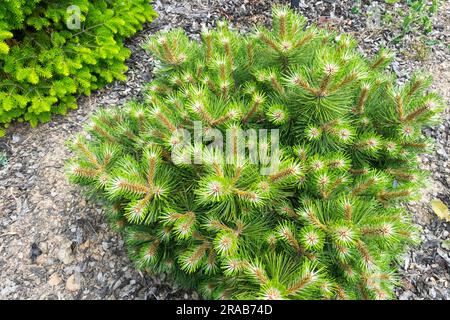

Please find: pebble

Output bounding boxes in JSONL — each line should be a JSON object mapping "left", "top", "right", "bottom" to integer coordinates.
{"left": 57, "top": 246, "right": 74, "bottom": 265}
{"left": 48, "top": 273, "right": 62, "bottom": 286}
{"left": 66, "top": 273, "right": 82, "bottom": 292}
{"left": 399, "top": 290, "right": 413, "bottom": 300}
{"left": 29, "top": 243, "right": 43, "bottom": 263}
{"left": 11, "top": 134, "right": 20, "bottom": 144}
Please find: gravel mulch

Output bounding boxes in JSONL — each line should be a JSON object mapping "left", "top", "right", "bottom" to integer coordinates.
{"left": 0, "top": 0, "right": 448, "bottom": 300}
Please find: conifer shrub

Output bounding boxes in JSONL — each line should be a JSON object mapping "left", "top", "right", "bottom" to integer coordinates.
{"left": 67, "top": 7, "right": 445, "bottom": 299}
{"left": 0, "top": 0, "right": 157, "bottom": 136}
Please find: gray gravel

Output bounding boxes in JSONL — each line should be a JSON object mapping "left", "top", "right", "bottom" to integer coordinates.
{"left": 0, "top": 0, "right": 448, "bottom": 300}
{"left": 0, "top": 0, "right": 278, "bottom": 301}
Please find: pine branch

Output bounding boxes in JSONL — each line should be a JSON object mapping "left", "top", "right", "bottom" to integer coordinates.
{"left": 67, "top": 6, "right": 442, "bottom": 300}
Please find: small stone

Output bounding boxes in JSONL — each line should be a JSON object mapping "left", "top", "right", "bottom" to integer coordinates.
{"left": 35, "top": 255, "right": 46, "bottom": 265}
{"left": 429, "top": 287, "right": 437, "bottom": 299}
{"left": 11, "top": 134, "right": 21, "bottom": 143}
{"left": 78, "top": 240, "right": 90, "bottom": 251}
{"left": 398, "top": 290, "right": 412, "bottom": 300}
{"left": 404, "top": 255, "right": 410, "bottom": 270}
{"left": 30, "top": 243, "right": 42, "bottom": 263}
{"left": 40, "top": 242, "right": 49, "bottom": 254}
{"left": 48, "top": 273, "right": 61, "bottom": 286}
{"left": 12, "top": 163, "right": 22, "bottom": 170}
{"left": 436, "top": 248, "right": 450, "bottom": 265}
{"left": 57, "top": 245, "right": 74, "bottom": 265}
{"left": 97, "top": 272, "right": 105, "bottom": 283}
{"left": 66, "top": 273, "right": 81, "bottom": 292}
{"left": 112, "top": 280, "right": 122, "bottom": 291}
{"left": 102, "top": 242, "right": 110, "bottom": 251}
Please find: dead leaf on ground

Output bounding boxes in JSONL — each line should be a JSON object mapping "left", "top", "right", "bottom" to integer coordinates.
{"left": 431, "top": 199, "right": 450, "bottom": 222}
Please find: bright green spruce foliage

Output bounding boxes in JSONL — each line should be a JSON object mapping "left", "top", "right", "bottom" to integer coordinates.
{"left": 67, "top": 7, "right": 445, "bottom": 299}
{"left": 0, "top": 0, "right": 157, "bottom": 135}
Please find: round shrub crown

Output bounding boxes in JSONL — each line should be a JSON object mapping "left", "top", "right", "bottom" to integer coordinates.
{"left": 67, "top": 6, "right": 445, "bottom": 300}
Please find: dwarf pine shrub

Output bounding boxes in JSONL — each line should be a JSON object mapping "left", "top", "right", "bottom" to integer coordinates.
{"left": 67, "top": 7, "right": 445, "bottom": 300}
{"left": 0, "top": 0, "right": 157, "bottom": 136}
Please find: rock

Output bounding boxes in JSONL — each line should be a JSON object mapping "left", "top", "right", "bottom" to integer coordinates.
{"left": 101, "top": 241, "right": 110, "bottom": 251}
{"left": 48, "top": 273, "right": 61, "bottom": 286}
{"left": 12, "top": 163, "right": 22, "bottom": 170}
{"left": 398, "top": 290, "right": 413, "bottom": 300}
{"left": 40, "top": 242, "right": 49, "bottom": 254}
{"left": 428, "top": 287, "right": 437, "bottom": 299}
{"left": 436, "top": 248, "right": 450, "bottom": 265}
{"left": 78, "top": 240, "right": 90, "bottom": 251}
{"left": 112, "top": 279, "right": 122, "bottom": 291}
{"left": 29, "top": 243, "right": 42, "bottom": 263}
{"left": 35, "top": 255, "right": 46, "bottom": 265}
{"left": 66, "top": 273, "right": 82, "bottom": 292}
{"left": 404, "top": 255, "right": 410, "bottom": 270}
{"left": 57, "top": 244, "right": 74, "bottom": 265}
{"left": 11, "top": 134, "right": 21, "bottom": 143}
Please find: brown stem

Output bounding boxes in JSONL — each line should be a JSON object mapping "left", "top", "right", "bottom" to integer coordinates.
{"left": 147, "top": 156, "right": 156, "bottom": 187}
{"left": 343, "top": 203, "right": 352, "bottom": 220}
{"left": 351, "top": 178, "right": 376, "bottom": 196}
{"left": 286, "top": 273, "right": 314, "bottom": 295}
{"left": 329, "top": 73, "right": 358, "bottom": 93}
{"left": 293, "top": 33, "right": 314, "bottom": 49}
{"left": 378, "top": 190, "right": 411, "bottom": 203}
{"left": 279, "top": 13, "right": 287, "bottom": 39}
{"left": 76, "top": 140, "right": 101, "bottom": 168}
{"left": 117, "top": 181, "right": 150, "bottom": 194}
{"left": 223, "top": 40, "right": 234, "bottom": 69}
{"left": 259, "top": 33, "right": 279, "bottom": 52}
{"left": 401, "top": 142, "right": 427, "bottom": 148}
{"left": 73, "top": 167, "right": 99, "bottom": 178}
{"left": 356, "top": 87, "right": 369, "bottom": 114}
{"left": 395, "top": 94, "right": 404, "bottom": 121}
{"left": 404, "top": 105, "right": 429, "bottom": 122}
{"left": 270, "top": 74, "right": 285, "bottom": 94}
{"left": 156, "top": 112, "right": 177, "bottom": 132}
{"left": 269, "top": 167, "right": 296, "bottom": 182}
{"left": 92, "top": 124, "right": 116, "bottom": 143}
{"left": 211, "top": 111, "right": 234, "bottom": 126}
{"left": 204, "top": 35, "right": 212, "bottom": 62}
{"left": 371, "top": 55, "right": 386, "bottom": 69}
{"left": 242, "top": 99, "right": 262, "bottom": 124}
{"left": 349, "top": 168, "right": 369, "bottom": 175}
{"left": 292, "top": 76, "right": 318, "bottom": 95}
{"left": 406, "top": 79, "right": 423, "bottom": 99}
{"left": 246, "top": 42, "right": 254, "bottom": 67}
{"left": 161, "top": 40, "right": 177, "bottom": 64}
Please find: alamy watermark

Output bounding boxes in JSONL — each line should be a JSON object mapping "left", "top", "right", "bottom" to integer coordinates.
{"left": 66, "top": 5, "right": 81, "bottom": 30}
{"left": 170, "top": 122, "right": 280, "bottom": 176}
